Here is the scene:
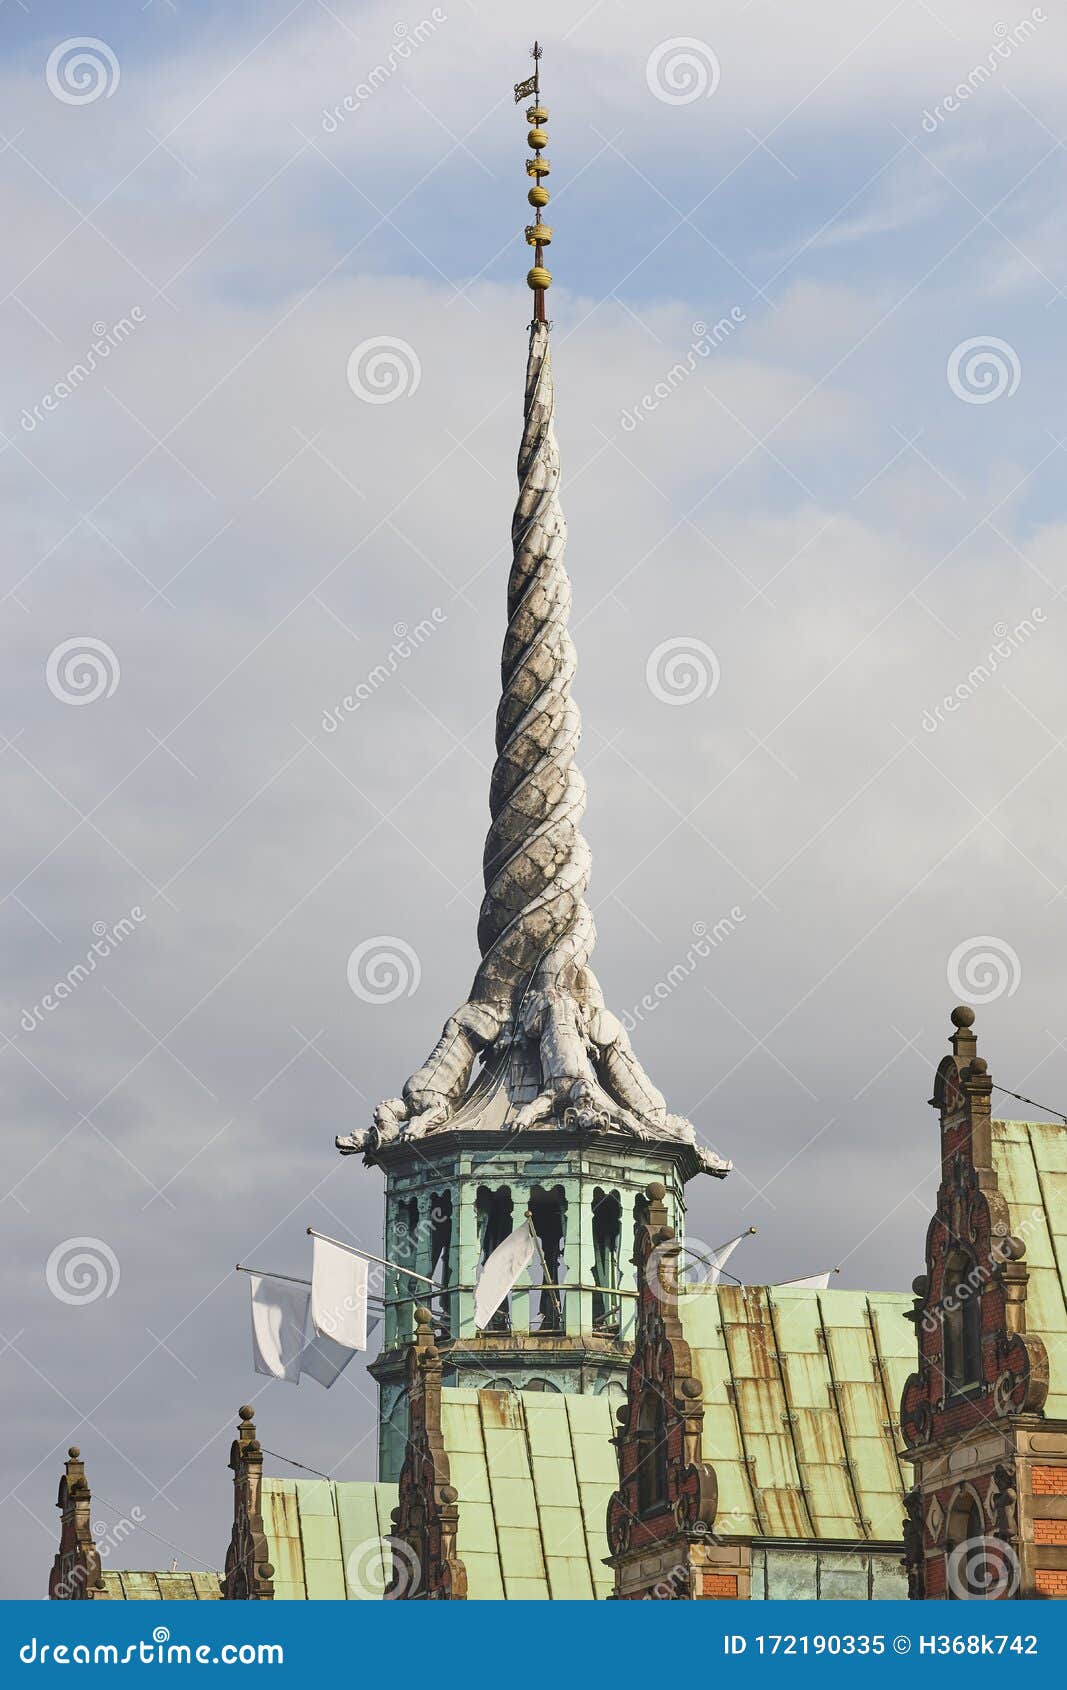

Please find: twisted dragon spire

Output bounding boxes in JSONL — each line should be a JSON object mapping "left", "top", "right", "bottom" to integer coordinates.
{"left": 473, "top": 321, "right": 594, "bottom": 1009}
{"left": 341, "top": 54, "right": 728, "bottom": 1177}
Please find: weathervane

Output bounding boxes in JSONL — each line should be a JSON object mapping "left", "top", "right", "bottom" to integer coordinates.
{"left": 516, "top": 41, "right": 551, "bottom": 323}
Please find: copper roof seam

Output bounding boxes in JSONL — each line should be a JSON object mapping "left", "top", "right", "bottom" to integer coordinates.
{"left": 718, "top": 1287, "right": 768, "bottom": 1536}
{"left": 864, "top": 1295, "right": 908, "bottom": 1502}
{"left": 811, "top": 1293, "right": 869, "bottom": 1542}
{"left": 560, "top": 1396, "right": 601, "bottom": 1596}
{"left": 765, "top": 1292, "right": 818, "bottom": 1540}
{"left": 518, "top": 1395, "right": 554, "bottom": 1594}
{"left": 296, "top": 1483, "right": 308, "bottom": 1600}
{"left": 476, "top": 1394, "right": 508, "bottom": 1597}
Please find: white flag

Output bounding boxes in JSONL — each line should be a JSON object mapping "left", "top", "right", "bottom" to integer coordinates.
{"left": 474, "top": 1219, "right": 537, "bottom": 1330}
{"left": 776, "top": 1270, "right": 835, "bottom": 1290}
{"left": 311, "top": 1236, "right": 369, "bottom": 1352}
{"left": 249, "top": 1275, "right": 309, "bottom": 1384}
{"left": 300, "top": 1327, "right": 355, "bottom": 1389}
{"left": 686, "top": 1233, "right": 747, "bottom": 1286}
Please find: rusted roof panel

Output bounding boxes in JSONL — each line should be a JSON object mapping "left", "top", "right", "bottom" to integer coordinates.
{"left": 440, "top": 1385, "right": 616, "bottom": 1600}
{"left": 723, "top": 1319, "right": 780, "bottom": 1380}
{"left": 731, "top": 1376, "right": 791, "bottom": 1438}
{"left": 101, "top": 1570, "right": 222, "bottom": 1599}
{"left": 683, "top": 1284, "right": 913, "bottom": 1541}
{"left": 780, "top": 1350, "right": 833, "bottom": 1409}
{"left": 833, "top": 1383, "right": 887, "bottom": 1452}
{"left": 259, "top": 1477, "right": 397, "bottom": 1600}
{"left": 751, "top": 1483, "right": 811, "bottom": 1539}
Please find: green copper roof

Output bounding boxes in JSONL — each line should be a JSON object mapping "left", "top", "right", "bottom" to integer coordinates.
{"left": 679, "top": 1284, "right": 914, "bottom": 1542}
{"left": 992, "top": 1118, "right": 1067, "bottom": 1415}
{"left": 100, "top": 1572, "right": 221, "bottom": 1599}
{"left": 93, "top": 1480, "right": 395, "bottom": 1601}
{"left": 440, "top": 1386, "right": 618, "bottom": 1599}
{"left": 261, "top": 1478, "right": 397, "bottom": 1600}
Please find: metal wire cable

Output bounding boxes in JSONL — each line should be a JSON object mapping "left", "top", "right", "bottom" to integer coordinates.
{"left": 991, "top": 1080, "right": 1067, "bottom": 1125}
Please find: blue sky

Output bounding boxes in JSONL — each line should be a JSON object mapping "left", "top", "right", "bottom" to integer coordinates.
{"left": 3, "top": 0, "right": 1067, "bottom": 1597}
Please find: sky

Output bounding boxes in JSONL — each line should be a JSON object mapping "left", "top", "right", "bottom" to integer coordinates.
{"left": 3, "top": 0, "right": 1067, "bottom": 1598}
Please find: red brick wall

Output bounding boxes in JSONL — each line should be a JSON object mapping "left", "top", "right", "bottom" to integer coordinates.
{"left": 1035, "top": 1570, "right": 1067, "bottom": 1598}
{"left": 1033, "top": 1520, "right": 1067, "bottom": 1545}
{"left": 926, "top": 1557, "right": 947, "bottom": 1599}
{"left": 701, "top": 1573, "right": 738, "bottom": 1598}
{"left": 1033, "top": 1466, "right": 1067, "bottom": 1495}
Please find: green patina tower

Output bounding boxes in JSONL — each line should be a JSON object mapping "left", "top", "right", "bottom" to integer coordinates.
{"left": 337, "top": 49, "right": 730, "bottom": 1481}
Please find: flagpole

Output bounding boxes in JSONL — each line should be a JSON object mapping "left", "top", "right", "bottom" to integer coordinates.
{"left": 306, "top": 1226, "right": 436, "bottom": 1285}
{"left": 711, "top": 1226, "right": 757, "bottom": 1253}
{"left": 775, "top": 1267, "right": 840, "bottom": 1288}
{"left": 679, "top": 1228, "right": 756, "bottom": 1287}
{"left": 236, "top": 1264, "right": 310, "bottom": 1288}
{"left": 236, "top": 1264, "right": 386, "bottom": 1308}
{"left": 676, "top": 1253, "right": 748, "bottom": 1290}
{"left": 525, "top": 1210, "right": 563, "bottom": 1326}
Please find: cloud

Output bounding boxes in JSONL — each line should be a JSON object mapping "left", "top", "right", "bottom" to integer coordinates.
{"left": 3, "top": 0, "right": 1067, "bottom": 1597}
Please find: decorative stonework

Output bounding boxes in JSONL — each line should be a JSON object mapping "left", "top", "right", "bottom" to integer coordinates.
{"left": 902, "top": 1488, "right": 925, "bottom": 1601}
{"left": 221, "top": 1407, "right": 275, "bottom": 1600}
{"left": 49, "top": 1447, "right": 106, "bottom": 1600}
{"left": 389, "top": 1308, "right": 467, "bottom": 1599}
{"left": 900, "top": 1007, "right": 1065, "bottom": 1601}
{"left": 901, "top": 1008, "right": 1047, "bottom": 1457}
{"left": 337, "top": 323, "right": 728, "bottom": 1177}
{"left": 607, "top": 1182, "right": 719, "bottom": 1599}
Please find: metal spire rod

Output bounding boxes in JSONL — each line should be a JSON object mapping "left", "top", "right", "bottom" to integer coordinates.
{"left": 517, "top": 41, "right": 551, "bottom": 324}
{"left": 305, "top": 1226, "right": 436, "bottom": 1285}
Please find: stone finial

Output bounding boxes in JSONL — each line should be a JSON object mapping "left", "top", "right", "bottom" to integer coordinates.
{"left": 950, "top": 1002, "right": 977, "bottom": 1068}
{"left": 413, "top": 1306, "right": 437, "bottom": 1354}
{"left": 231, "top": 1406, "right": 261, "bottom": 1467}
{"left": 49, "top": 1445, "right": 104, "bottom": 1599}
{"left": 951, "top": 1003, "right": 994, "bottom": 1167}
{"left": 932, "top": 1003, "right": 990, "bottom": 1117}
{"left": 223, "top": 1407, "right": 272, "bottom": 1600}
{"left": 60, "top": 1446, "right": 87, "bottom": 1499}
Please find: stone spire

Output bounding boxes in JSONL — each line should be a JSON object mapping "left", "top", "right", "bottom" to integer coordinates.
{"left": 477, "top": 318, "right": 590, "bottom": 1009}
{"left": 340, "top": 54, "right": 727, "bottom": 1179}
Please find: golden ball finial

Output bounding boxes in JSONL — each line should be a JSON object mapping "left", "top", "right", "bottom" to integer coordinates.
{"left": 528, "top": 127, "right": 548, "bottom": 150}
{"left": 528, "top": 185, "right": 549, "bottom": 208}
{"left": 527, "top": 265, "right": 552, "bottom": 292}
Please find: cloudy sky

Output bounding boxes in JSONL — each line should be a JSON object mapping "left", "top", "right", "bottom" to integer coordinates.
{"left": 3, "top": 0, "right": 1066, "bottom": 1598}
